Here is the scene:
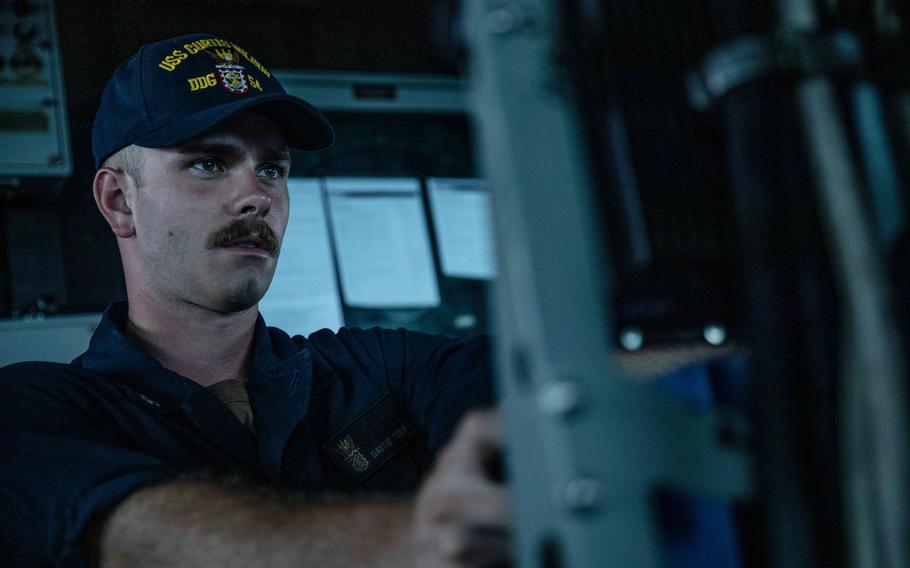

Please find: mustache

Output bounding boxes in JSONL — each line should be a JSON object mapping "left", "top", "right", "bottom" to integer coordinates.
{"left": 208, "top": 218, "right": 280, "bottom": 257}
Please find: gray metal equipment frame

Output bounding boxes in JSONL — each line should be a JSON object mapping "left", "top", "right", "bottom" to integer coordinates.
{"left": 464, "top": 0, "right": 752, "bottom": 566}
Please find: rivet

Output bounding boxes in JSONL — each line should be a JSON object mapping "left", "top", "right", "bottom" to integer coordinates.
{"left": 703, "top": 323, "right": 727, "bottom": 346}
{"left": 538, "top": 380, "right": 582, "bottom": 416}
{"left": 619, "top": 327, "right": 644, "bottom": 351}
{"left": 487, "top": 5, "right": 526, "bottom": 35}
{"left": 557, "top": 477, "right": 604, "bottom": 512}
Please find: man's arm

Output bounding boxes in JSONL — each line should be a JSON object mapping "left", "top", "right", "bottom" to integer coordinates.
{"left": 95, "top": 410, "right": 511, "bottom": 568}
{"left": 95, "top": 481, "right": 414, "bottom": 568}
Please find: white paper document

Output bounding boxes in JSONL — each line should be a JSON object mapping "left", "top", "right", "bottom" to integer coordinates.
{"left": 427, "top": 178, "right": 496, "bottom": 280}
{"left": 326, "top": 177, "right": 440, "bottom": 308}
{"left": 258, "top": 178, "right": 345, "bottom": 337}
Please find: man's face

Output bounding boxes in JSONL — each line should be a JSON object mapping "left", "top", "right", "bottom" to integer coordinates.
{"left": 127, "top": 110, "right": 291, "bottom": 313}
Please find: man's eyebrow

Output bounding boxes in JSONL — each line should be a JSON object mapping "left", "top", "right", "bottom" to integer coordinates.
{"left": 175, "top": 142, "right": 244, "bottom": 158}
{"left": 262, "top": 147, "right": 292, "bottom": 162}
{"left": 175, "top": 142, "right": 290, "bottom": 163}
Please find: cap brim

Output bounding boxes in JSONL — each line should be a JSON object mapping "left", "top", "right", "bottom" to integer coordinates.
{"left": 132, "top": 94, "right": 334, "bottom": 152}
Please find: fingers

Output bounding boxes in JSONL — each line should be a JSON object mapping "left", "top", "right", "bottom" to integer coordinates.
{"left": 437, "top": 524, "right": 512, "bottom": 568}
{"left": 420, "top": 474, "right": 510, "bottom": 526}
{"left": 439, "top": 409, "right": 504, "bottom": 476}
{"left": 414, "top": 409, "right": 512, "bottom": 568}
{"left": 417, "top": 519, "right": 512, "bottom": 568}
{"left": 454, "top": 409, "right": 504, "bottom": 450}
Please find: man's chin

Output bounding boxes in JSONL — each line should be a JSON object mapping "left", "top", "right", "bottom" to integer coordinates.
{"left": 205, "top": 262, "right": 277, "bottom": 310}
{"left": 218, "top": 297, "right": 260, "bottom": 313}
{"left": 214, "top": 280, "right": 267, "bottom": 313}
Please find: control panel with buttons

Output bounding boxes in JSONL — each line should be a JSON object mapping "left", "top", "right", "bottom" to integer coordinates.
{"left": 0, "top": 0, "right": 71, "bottom": 181}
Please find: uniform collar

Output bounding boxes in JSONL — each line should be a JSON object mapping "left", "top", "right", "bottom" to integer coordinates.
{"left": 78, "top": 301, "right": 329, "bottom": 480}
{"left": 245, "top": 313, "right": 338, "bottom": 480}
{"left": 79, "top": 302, "right": 193, "bottom": 412}
{"left": 78, "top": 301, "right": 324, "bottom": 412}
{"left": 248, "top": 315, "right": 339, "bottom": 393}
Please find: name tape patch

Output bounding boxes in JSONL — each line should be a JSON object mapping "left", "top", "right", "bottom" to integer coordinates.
{"left": 322, "top": 394, "right": 415, "bottom": 485}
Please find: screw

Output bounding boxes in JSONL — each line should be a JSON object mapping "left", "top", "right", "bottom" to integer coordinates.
{"left": 619, "top": 327, "right": 644, "bottom": 351}
{"left": 557, "top": 477, "right": 604, "bottom": 512}
{"left": 487, "top": 5, "right": 527, "bottom": 35}
{"left": 538, "top": 380, "right": 582, "bottom": 416}
{"left": 703, "top": 323, "right": 726, "bottom": 346}
{"left": 453, "top": 313, "right": 477, "bottom": 330}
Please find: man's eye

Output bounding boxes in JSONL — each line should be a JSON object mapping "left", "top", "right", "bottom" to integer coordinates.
{"left": 258, "top": 164, "right": 286, "bottom": 179}
{"left": 190, "top": 158, "right": 223, "bottom": 173}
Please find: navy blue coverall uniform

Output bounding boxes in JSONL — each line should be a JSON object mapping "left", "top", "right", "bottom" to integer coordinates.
{"left": 0, "top": 301, "right": 493, "bottom": 566}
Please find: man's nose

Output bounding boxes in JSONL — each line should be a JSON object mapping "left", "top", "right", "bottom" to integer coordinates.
{"left": 231, "top": 172, "right": 272, "bottom": 218}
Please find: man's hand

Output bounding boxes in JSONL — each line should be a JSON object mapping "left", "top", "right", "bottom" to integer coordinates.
{"left": 414, "top": 409, "right": 512, "bottom": 568}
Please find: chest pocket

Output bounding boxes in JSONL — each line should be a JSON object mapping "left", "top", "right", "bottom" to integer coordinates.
{"left": 322, "top": 393, "right": 417, "bottom": 489}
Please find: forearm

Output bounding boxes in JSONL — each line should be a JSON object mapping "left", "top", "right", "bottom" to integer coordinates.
{"left": 97, "top": 481, "right": 415, "bottom": 568}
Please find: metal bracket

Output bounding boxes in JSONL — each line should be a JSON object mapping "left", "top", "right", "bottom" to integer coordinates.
{"left": 687, "top": 30, "right": 866, "bottom": 110}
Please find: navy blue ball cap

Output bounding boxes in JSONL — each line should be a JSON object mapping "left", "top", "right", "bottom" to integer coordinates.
{"left": 92, "top": 33, "right": 334, "bottom": 169}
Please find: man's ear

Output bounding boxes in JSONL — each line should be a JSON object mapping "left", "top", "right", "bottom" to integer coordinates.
{"left": 93, "top": 168, "right": 135, "bottom": 238}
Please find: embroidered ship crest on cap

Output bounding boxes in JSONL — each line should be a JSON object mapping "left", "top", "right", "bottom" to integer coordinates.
{"left": 206, "top": 49, "right": 249, "bottom": 94}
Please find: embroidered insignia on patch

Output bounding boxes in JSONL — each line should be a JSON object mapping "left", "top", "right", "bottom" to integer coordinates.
{"left": 333, "top": 434, "right": 371, "bottom": 473}
{"left": 323, "top": 394, "right": 416, "bottom": 485}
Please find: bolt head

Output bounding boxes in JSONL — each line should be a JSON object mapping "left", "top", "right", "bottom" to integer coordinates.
{"left": 538, "top": 380, "right": 582, "bottom": 416}
{"left": 556, "top": 477, "right": 604, "bottom": 512}
{"left": 703, "top": 323, "right": 727, "bottom": 346}
{"left": 619, "top": 328, "right": 644, "bottom": 351}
